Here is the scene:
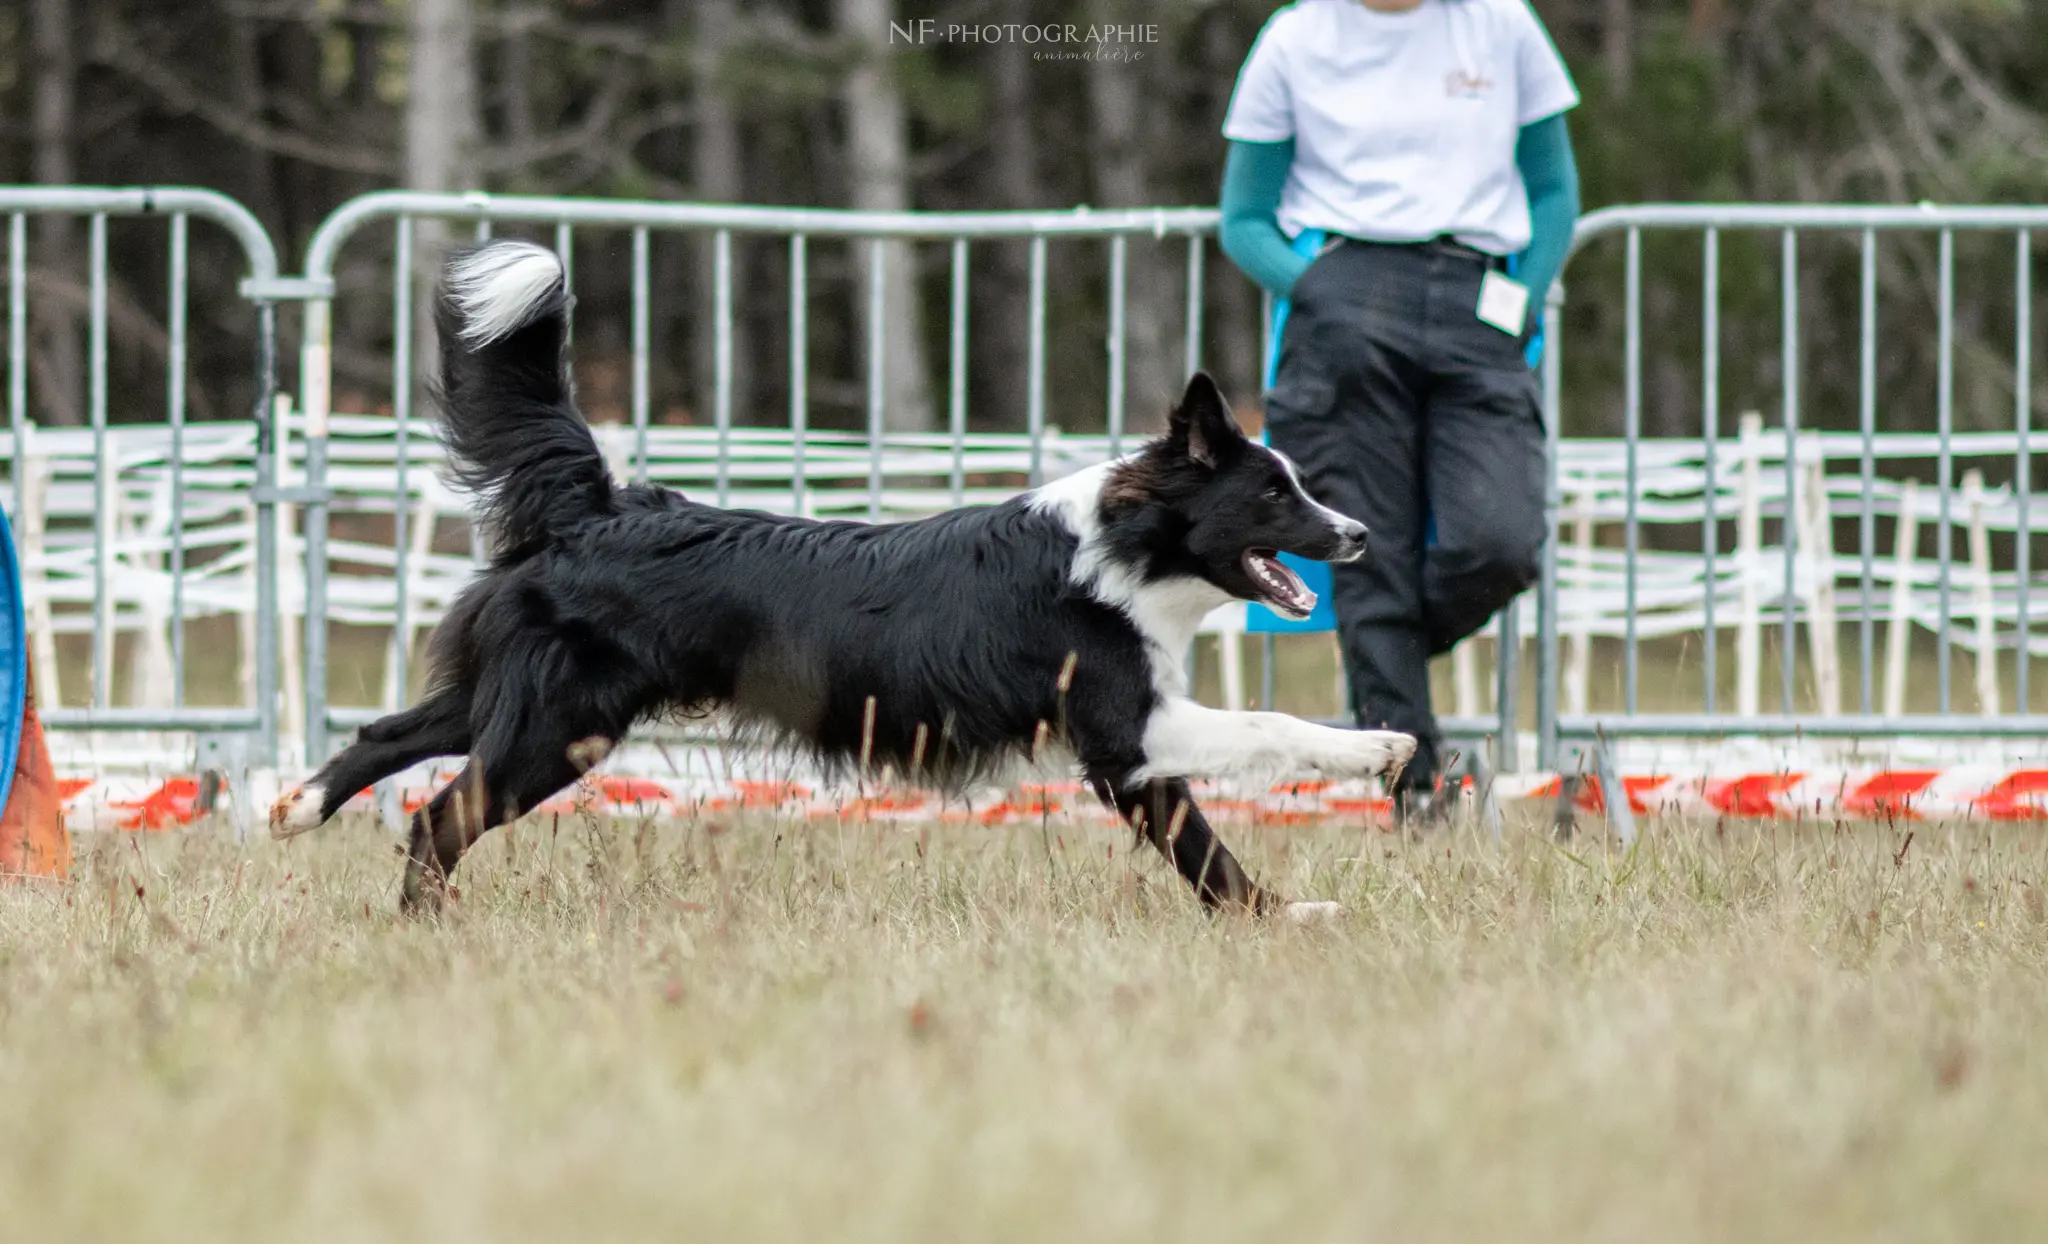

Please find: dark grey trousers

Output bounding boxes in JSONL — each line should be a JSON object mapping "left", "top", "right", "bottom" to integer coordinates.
{"left": 1264, "top": 239, "right": 1546, "bottom": 788}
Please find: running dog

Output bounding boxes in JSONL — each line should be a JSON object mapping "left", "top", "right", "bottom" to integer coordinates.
{"left": 271, "top": 240, "right": 1415, "bottom": 918}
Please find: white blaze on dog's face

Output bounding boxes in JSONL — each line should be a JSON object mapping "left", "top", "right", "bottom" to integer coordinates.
{"left": 1095, "top": 373, "right": 1368, "bottom": 621}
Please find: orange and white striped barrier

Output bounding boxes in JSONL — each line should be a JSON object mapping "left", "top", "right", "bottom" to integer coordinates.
{"left": 49, "top": 763, "right": 2048, "bottom": 834}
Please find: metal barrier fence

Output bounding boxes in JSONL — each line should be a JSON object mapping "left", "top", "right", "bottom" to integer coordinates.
{"left": 5, "top": 187, "right": 2043, "bottom": 778}
{"left": 0, "top": 187, "right": 287, "bottom": 764}
{"left": 1537, "top": 204, "right": 2048, "bottom": 769}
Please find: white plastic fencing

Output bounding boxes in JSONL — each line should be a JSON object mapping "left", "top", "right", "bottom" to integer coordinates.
{"left": 9, "top": 402, "right": 2030, "bottom": 760}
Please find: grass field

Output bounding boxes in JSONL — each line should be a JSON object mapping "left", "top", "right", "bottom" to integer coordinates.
{"left": 2, "top": 807, "right": 2044, "bottom": 1242}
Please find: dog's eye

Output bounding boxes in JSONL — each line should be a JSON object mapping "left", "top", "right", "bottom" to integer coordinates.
{"left": 1262, "top": 487, "right": 1285, "bottom": 502}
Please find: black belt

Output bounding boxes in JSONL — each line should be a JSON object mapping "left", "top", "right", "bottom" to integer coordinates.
{"left": 1325, "top": 233, "right": 1508, "bottom": 269}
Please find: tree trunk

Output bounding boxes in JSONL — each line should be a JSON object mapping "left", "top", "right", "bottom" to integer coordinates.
{"left": 228, "top": 9, "right": 279, "bottom": 233}
{"left": 974, "top": 0, "right": 1040, "bottom": 433}
{"left": 31, "top": 0, "right": 82, "bottom": 427}
{"left": 405, "top": 0, "right": 481, "bottom": 420}
{"left": 687, "top": 0, "right": 754, "bottom": 428}
{"left": 499, "top": 19, "right": 537, "bottom": 167}
{"left": 1688, "top": 0, "right": 1726, "bottom": 42}
{"left": 1602, "top": 0, "right": 1635, "bottom": 99}
{"left": 834, "top": 0, "right": 935, "bottom": 432}
{"left": 406, "top": 0, "right": 481, "bottom": 196}
{"left": 1086, "top": 0, "right": 1175, "bottom": 431}
{"left": 350, "top": 5, "right": 383, "bottom": 110}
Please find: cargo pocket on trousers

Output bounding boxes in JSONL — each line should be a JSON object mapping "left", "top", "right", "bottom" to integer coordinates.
{"left": 1262, "top": 363, "right": 1338, "bottom": 428}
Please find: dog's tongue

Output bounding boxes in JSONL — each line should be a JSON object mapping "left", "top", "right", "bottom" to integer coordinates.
{"left": 1245, "top": 551, "right": 1316, "bottom": 616}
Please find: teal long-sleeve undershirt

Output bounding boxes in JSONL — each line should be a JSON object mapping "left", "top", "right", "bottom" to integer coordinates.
{"left": 1218, "top": 113, "right": 1582, "bottom": 330}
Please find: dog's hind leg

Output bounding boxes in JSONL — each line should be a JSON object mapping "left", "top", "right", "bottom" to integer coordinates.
{"left": 398, "top": 742, "right": 615, "bottom": 914}
{"left": 399, "top": 684, "right": 629, "bottom": 913}
{"left": 399, "top": 764, "right": 484, "bottom": 914}
{"left": 1091, "top": 776, "right": 1273, "bottom": 914}
{"left": 399, "top": 748, "right": 589, "bottom": 913}
{"left": 271, "top": 685, "right": 473, "bottom": 838}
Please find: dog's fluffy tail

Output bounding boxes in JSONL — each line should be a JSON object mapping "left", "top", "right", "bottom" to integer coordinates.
{"left": 434, "top": 240, "right": 613, "bottom": 561}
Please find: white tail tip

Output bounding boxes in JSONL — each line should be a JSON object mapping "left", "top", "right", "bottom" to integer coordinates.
{"left": 445, "top": 241, "right": 564, "bottom": 347}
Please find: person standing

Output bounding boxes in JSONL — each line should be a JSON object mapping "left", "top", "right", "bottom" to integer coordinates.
{"left": 1218, "top": 0, "right": 1580, "bottom": 820}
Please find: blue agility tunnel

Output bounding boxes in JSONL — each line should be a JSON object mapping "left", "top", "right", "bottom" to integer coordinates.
{"left": 0, "top": 503, "right": 28, "bottom": 817}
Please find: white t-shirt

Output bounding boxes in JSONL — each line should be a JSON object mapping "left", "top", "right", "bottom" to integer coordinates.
{"left": 1222, "top": 0, "right": 1579, "bottom": 256}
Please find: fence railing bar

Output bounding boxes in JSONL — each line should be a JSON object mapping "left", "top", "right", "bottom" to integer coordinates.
{"left": 2017, "top": 229, "right": 2033, "bottom": 714}
{"left": 1027, "top": 235, "right": 1047, "bottom": 487}
{"left": 1184, "top": 234, "right": 1204, "bottom": 377}
{"left": 254, "top": 287, "right": 281, "bottom": 765}
{"left": 1537, "top": 283, "right": 1564, "bottom": 770}
{"left": 1937, "top": 228, "right": 1955, "bottom": 712}
{"left": 1569, "top": 204, "right": 2048, "bottom": 251}
{"left": 1623, "top": 227, "right": 1641, "bottom": 714}
{"left": 1259, "top": 283, "right": 1275, "bottom": 713}
{"left": 304, "top": 330, "right": 332, "bottom": 760}
{"left": 789, "top": 234, "right": 808, "bottom": 515}
{"left": 1858, "top": 228, "right": 1877, "bottom": 715}
{"left": 867, "top": 237, "right": 886, "bottom": 521}
{"left": 169, "top": 212, "right": 189, "bottom": 707}
{"left": 44, "top": 708, "right": 263, "bottom": 731}
{"left": 1701, "top": 227, "right": 1719, "bottom": 714}
{"left": 631, "top": 226, "right": 651, "bottom": 486}
{"left": 89, "top": 212, "right": 109, "bottom": 710}
{"left": 391, "top": 215, "right": 414, "bottom": 708}
{"left": 1108, "top": 235, "right": 1127, "bottom": 459}
{"left": 303, "top": 195, "right": 1219, "bottom": 261}
{"left": 1779, "top": 228, "right": 1799, "bottom": 715}
{"left": 948, "top": 238, "right": 968, "bottom": 507}
{"left": 714, "top": 228, "right": 733, "bottom": 508}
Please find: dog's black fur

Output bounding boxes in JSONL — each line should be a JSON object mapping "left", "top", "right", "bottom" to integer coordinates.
{"left": 275, "top": 241, "right": 1398, "bottom": 915}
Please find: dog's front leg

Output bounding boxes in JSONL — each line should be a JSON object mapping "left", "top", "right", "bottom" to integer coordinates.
{"left": 1132, "top": 698, "right": 1415, "bottom": 783}
{"left": 1117, "top": 699, "right": 1415, "bottom": 925}
{"left": 1095, "top": 777, "right": 1271, "bottom": 914}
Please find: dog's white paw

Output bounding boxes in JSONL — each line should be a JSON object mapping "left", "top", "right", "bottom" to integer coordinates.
{"left": 1281, "top": 900, "right": 1344, "bottom": 925}
{"left": 269, "top": 783, "right": 327, "bottom": 840}
{"left": 1342, "top": 729, "right": 1416, "bottom": 776}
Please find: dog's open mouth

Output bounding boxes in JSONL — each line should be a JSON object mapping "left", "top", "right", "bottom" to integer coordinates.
{"left": 1242, "top": 549, "right": 1316, "bottom": 619}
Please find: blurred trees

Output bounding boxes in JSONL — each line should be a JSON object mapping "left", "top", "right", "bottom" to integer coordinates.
{"left": 0, "top": 0, "right": 2043, "bottom": 441}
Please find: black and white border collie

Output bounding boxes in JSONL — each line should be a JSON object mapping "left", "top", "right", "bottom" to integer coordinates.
{"left": 272, "top": 240, "right": 1415, "bottom": 919}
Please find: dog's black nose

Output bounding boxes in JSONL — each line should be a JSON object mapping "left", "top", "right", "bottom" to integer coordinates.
{"left": 1333, "top": 520, "right": 1369, "bottom": 563}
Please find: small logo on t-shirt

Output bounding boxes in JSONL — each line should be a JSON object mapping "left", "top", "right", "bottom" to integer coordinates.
{"left": 1444, "top": 69, "right": 1494, "bottom": 99}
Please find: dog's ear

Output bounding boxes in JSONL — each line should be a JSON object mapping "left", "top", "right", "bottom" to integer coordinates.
{"left": 1167, "top": 372, "right": 1244, "bottom": 469}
